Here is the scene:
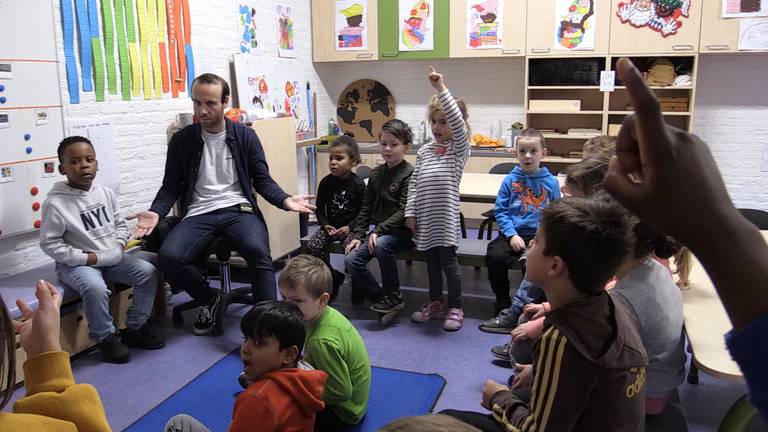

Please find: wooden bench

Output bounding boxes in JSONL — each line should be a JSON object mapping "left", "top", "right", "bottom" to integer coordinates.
{"left": 299, "top": 234, "right": 509, "bottom": 270}
{"left": 0, "top": 249, "right": 162, "bottom": 384}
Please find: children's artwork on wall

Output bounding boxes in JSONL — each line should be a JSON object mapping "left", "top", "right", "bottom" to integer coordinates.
{"left": 244, "top": 74, "right": 274, "bottom": 112}
{"left": 399, "top": 0, "right": 434, "bottom": 51}
{"left": 237, "top": 3, "right": 258, "bottom": 54}
{"left": 284, "top": 80, "right": 303, "bottom": 121}
{"left": 554, "top": 0, "right": 596, "bottom": 50}
{"left": 466, "top": 0, "right": 504, "bottom": 49}
{"left": 738, "top": 18, "right": 768, "bottom": 48}
{"left": 722, "top": 0, "right": 767, "bottom": 18}
{"left": 616, "top": 0, "right": 691, "bottom": 37}
{"left": 336, "top": 1, "right": 368, "bottom": 50}
{"left": 59, "top": 0, "right": 195, "bottom": 103}
{"left": 277, "top": 4, "right": 296, "bottom": 58}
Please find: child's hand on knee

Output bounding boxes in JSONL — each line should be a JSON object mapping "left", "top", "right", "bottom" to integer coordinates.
{"left": 509, "top": 235, "right": 525, "bottom": 252}
{"left": 345, "top": 239, "right": 361, "bottom": 254}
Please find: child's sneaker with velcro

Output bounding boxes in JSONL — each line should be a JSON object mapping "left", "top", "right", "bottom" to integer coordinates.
{"left": 410, "top": 300, "right": 445, "bottom": 323}
{"left": 443, "top": 308, "right": 464, "bottom": 331}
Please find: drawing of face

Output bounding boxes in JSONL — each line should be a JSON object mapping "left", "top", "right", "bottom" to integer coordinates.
{"left": 346, "top": 14, "right": 363, "bottom": 27}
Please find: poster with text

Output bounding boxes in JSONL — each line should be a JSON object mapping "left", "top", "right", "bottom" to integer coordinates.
{"left": 466, "top": 0, "right": 504, "bottom": 49}
{"left": 739, "top": 18, "right": 768, "bottom": 49}
{"left": 277, "top": 4, "right": 296, "bottom": 57}
{"left": 554, "top": 0, "right": 596, "bottom": 50}
{"left": 237, "top": 2, "right": 259, "bottom": 54}
{"left": 722, "top": 0, "right": 767, "bottom": 18}
{"left": 399, "top": 0, "right": 434, "bottom": 51}
{"left": 336, "top": 1, "right": 368, "bottom": 50}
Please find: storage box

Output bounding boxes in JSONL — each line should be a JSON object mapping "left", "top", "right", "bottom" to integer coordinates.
{"left": 608, "top": 124, "right": 622, "bottom": 137}
{"left": 528, "top": 99, "right": 582, "bottom": 112}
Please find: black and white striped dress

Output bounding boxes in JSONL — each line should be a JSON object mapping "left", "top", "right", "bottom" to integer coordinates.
{"left": 405, "top": 89, "right": 470, "bottom": 251}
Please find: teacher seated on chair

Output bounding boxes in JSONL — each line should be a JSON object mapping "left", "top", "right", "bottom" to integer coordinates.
{"left": 129, "top": 73, "right": 314, "bottom": 336}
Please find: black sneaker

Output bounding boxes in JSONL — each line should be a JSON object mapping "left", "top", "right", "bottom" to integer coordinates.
{"left": 493, "top": 300, "right": 512, "bottom": 317}
{"left": 491, "top": 343, "right": 511, "bottom": 361}
{"left": 192, "top": 293, "right": 221, "bottom": 336}
{"left": 370, "top": 292, "right": 404, "bottom": 313}
{"left": 98, "top": 333, "right": 131, "bottom": 364}
{"left": 479, "top": 308, "right": 518, "bottom": 334}
{"left": 330, "top": 269, "right": 345, "bottom": 303}
{"left": 122, "top": 324, "right": 166, "bottom": 350}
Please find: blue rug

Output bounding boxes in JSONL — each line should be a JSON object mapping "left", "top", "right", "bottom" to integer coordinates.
{"left": 125, "top": 350, "right": 446, "bottom": 432}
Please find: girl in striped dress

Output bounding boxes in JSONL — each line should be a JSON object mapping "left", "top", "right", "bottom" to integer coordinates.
{"left": 405, "top": 66, "right": 470, "bottom": 331}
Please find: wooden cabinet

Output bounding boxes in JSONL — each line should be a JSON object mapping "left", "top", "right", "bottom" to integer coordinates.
{"left": 526, "top": 0, "right": 612, "bottom": 56}
{"left": 699, "top": 0, "right": 768, "bottom": 54}
{"left": 524, "top": 55, "right": 697, "bottom": 160}
{"left": 311, "top": 0, "right": 379, "bottom": 62}
{"left": 609, "top": 0, "right": 703, "bottom": 54}
{"left": 449, "top": 0, "right": 526, "bottom": 58}
{"left": 378, "top": 0, "right": 451, "bottom": 60}
{"left": 251, "top": 118, "right": 300, "bottom": 260}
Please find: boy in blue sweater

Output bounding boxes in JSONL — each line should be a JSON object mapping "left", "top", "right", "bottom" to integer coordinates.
{"left": 481, "top": 129, "right": 560, "bottom": 333}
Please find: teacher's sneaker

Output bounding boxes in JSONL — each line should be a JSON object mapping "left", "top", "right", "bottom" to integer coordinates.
{"left": 193, "top": 293, "right": 221, "bottom": 336}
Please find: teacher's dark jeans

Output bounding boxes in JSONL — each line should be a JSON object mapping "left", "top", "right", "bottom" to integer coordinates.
{"left": 158, "top": 206, "right": 276, "bottom": 304}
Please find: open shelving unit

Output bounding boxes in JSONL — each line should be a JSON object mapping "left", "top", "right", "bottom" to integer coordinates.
{"left": 524, "top": 55, "right": 698, "bottom": 164}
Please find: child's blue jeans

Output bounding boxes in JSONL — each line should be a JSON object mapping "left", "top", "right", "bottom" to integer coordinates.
{"left": 344, "top": 229, "right": 414, "bottom": 299}
{"left": 56, "top": 255, "right": 159, "bottom": 343}
{"left": 511, "top": 276, "right": 546, "bottom": 319}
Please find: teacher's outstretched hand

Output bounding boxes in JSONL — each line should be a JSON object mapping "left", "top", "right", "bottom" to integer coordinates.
{"left": 283, "top": 194, "right": 317, "bottom": 213}
{"left": 127, "top": 210, "right": 160, "bottom": 239}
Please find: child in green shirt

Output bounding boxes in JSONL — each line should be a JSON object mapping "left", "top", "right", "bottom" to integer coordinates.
{"left": 278, "top": 255, "right": 371, "bottom": 431}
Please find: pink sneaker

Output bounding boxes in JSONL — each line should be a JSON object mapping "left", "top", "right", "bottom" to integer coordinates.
{"left": 443, "top": 308, "right": 464, "bottom": 331}
{"left": 410, "top": 300, "right": 445, "bottom": 323}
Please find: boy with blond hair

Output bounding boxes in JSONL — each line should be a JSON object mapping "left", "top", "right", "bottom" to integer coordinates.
{"left": 481, "top": 128, "right": 561, "bottom": 333}
{"left": 278, "top": 255, "right": 371, "bottom": 431}
{"left": 445, "top": 197, "right": 648, "bottom": 431}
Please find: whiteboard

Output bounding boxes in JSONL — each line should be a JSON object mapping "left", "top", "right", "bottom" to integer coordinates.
{"left": 0, "top": 0, "right": 65, "bottom": 238}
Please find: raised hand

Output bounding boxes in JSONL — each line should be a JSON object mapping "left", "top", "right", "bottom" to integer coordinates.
{"left": 12, "top": 280, "right": 63, "bottom": 359}
{"left": 428, "top": 65, "right": 447, "bottom": 92}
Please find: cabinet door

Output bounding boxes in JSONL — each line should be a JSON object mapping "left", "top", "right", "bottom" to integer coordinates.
{"left": 312, "top": 0, "right": 379, "bottom": 62}
{"left": 609, "top": 0, "right": 702, "bottom": 54}
{"left": 699, "top": 0, "right": 767, "bottom": 53}
{"left": 526, "top": 0, "right": 612, "bottom": 56}
{"left": 450, "top": 0, "right": 526, "bottom": 58}
{"left": 378, "top": 0, "right": 450, "bottom": 60}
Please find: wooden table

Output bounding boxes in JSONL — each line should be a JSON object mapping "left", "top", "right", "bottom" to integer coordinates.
{"left": 682, "top": 233, "right": 767, "bottom": 430}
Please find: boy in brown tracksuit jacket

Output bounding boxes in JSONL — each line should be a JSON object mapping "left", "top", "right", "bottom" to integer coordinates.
{"left": 443, "top": 197, "right": 648, "bottom": 432}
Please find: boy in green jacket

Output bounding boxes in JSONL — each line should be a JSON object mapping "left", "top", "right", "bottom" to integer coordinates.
{"left": 279, "top": 255, "right": 371, "bottom": 431}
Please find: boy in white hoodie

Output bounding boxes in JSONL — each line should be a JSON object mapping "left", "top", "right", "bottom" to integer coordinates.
{"left": 40, "top": 136, "right": 165, "bottom": 363}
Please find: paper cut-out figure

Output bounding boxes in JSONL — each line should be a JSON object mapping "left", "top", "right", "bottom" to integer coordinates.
{"left": 617, "top": 0, "right": 691, "bottom": 37}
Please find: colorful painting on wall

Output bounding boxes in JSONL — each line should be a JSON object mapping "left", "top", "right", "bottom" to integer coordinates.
{"left": 554, "top": 0, "right": 596, "bottom": 50}
{"left": 616, "top": 0, "right": 691, "bottom": 37}
{"left": 277, "top": 4, "right": 296, "bottom": 57}
{"left": 466, "top": 0, "right": 504, "bottom": 49}
{"left": 723, "top": 0, "right": 767, "bottom": 18}
{"left": 336, "top": 1, "right": 368, "bottom": 50}
{"left": 399, "top": 0, "right": 434, "bottom": 51}
{"left": 238, "top": 3, "right": 258, "bottom": 54}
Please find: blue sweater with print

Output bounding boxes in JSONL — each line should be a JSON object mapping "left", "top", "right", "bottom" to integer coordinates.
{"left": 493, "top": 166, "right": 561, "bottom": 238}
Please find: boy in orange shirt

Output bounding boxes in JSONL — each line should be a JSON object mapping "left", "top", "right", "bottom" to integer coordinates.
{"left": 165, "top": 300, "right": 327, "bottom": 432}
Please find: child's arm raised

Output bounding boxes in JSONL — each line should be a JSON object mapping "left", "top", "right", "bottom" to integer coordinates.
{"left": 429, "top": 66, "right": 470, "bottom": 163}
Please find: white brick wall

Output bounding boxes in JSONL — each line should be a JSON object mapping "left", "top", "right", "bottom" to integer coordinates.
{"left": 1, "top": 1, "right": 766, "bottom": 279}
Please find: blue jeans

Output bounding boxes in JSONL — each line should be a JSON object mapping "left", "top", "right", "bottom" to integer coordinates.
{"left": 344, "top": 229, "right": 414, "bottom": 299}
{"left": 158, "top": 206, "right": 275, "bottom": 304}
{"left": 511, "top": 276, "right": 546, "bottom": 319}
{"left": 56, "top": 255, "right": 159, "bottom": 343}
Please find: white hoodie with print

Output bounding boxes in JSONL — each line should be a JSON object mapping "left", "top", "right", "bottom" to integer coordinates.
{"left": 40, "top": 182, "right": 129, "bottom": 267}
